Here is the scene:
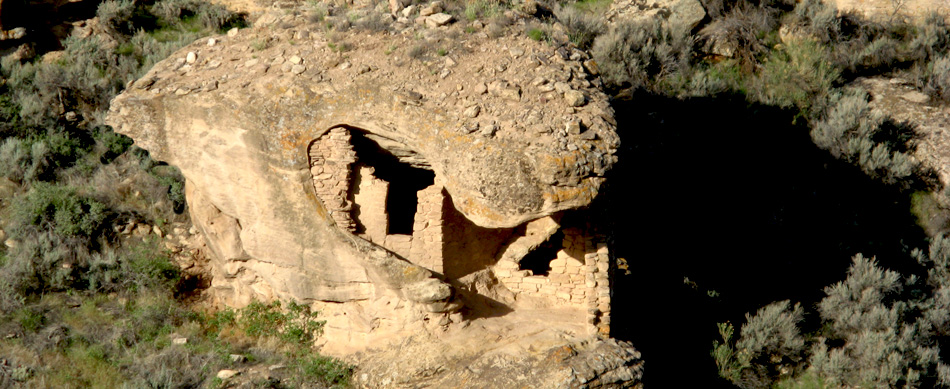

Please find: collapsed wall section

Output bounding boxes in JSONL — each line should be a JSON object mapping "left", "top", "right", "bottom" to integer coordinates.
{"left": 493, "top": 225, "right": 613, "bottom": 337}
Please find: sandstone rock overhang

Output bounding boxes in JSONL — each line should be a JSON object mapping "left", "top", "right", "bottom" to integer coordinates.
{"left": 108, "top": 18, "right": 618, "bottom": 230}
{"left": 106, "top": 8, "right": 621, "bottom": 355}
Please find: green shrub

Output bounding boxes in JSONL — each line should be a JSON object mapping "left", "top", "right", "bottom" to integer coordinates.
{"left": 353, "top": 11, "right": 392, "bottom": 32}
{"left": 97, "top": 0, "right": 137, "bottom": 36}
{"left": 527, "top": 28, "right": 547, "bottom": 42}
{"left": 554, "top": 5, "right": 604, "bottom": 49}
{"left": 713, "top": 301, "right": 805, "bottom": 388}
{"left": 238, "top": 300, "right": 325, "bottom": 346}
{"left": 810, "top": 89, "right": 916, "bottom": 183}
{"left": 10, "top": 183, "right": 107, "bottom": 238}
{"left": 592, "top": 17, "right": 694, "bottom": 90}
{"left": 908, "top": 12, "right": 950, "bottom": 63}
{"left": 791, "top": 0, "right": 840, "bottom": 43}
{"left": 925, "top": 54, "right": 950, "bottom": 102}
{"left": 750, "top": 39, "right": 839, "bottom": 113}
{"left": 698, "top": 4, "right": 777, "bottom": 70}
{"left": 296, "top": 354, "right": 352, "bottom": 387}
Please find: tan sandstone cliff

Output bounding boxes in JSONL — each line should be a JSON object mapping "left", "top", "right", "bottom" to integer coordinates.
{"left": 106, "top": 1, "right": 643, "bottom": 386}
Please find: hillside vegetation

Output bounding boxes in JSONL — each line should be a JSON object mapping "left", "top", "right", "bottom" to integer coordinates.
{"left": 0, "top": 0, "right": 350, "bottom": 386}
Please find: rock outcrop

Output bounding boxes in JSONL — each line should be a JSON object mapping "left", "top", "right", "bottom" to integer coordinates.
{"left": 106, "top": 3, "right": 634, "bottom": 383}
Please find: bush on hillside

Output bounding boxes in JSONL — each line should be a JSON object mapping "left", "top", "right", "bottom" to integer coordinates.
{"left": 925, "top": 55, "right": 950, "bottom": 102}
{"left": 810, "top": 89, "right": 916, "bottom": 183}
{"left": 554, "top": 5, "right": 604, "bottom": 49}
{"left": 592, "top": 17, "right": 694, "bottom": 91}
{"left": 717, "top": 253, "right": 950, "bottom": 387}
{"left": 699, "top": 4, "right": 777, "bottom": 70}
{"left": 749, "top": 39, "right": 839, "bottom": 113}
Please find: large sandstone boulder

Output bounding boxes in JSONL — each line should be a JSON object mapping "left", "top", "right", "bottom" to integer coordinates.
{"left": 106, "top": 5, "right": 624, "bottom": 369}
{"left": 605, "top": 0, "right": 707, "bottom": 29}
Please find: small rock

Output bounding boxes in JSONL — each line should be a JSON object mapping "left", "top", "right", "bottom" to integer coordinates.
{"left": 426, "top": 13, "right": 454, "bottom": 28}
{"left": 902, "top": 91, "right": 930, "bottom": 104}
{"left": 227, "top": 28, "right": 239, "bottom": 37}
{"left": 202, "top": 80, "right": 218, "bottom": 92}
{"left": 217, "top": 369, "right": 239, "bottom": 379}
{"left": 480, "top": 123, "right": 499, "bottom": 137}
{"left": 173, "top": 227, "right": 186, "bottom": 236}
{"left": 65, "top": 111, "right": 78, "bottom": 121}
{"left": 207, "top": 38, "right": 217, "bottom": 46}
{"left": 358, "top": 64, "right": 372, "bottom": 74}
{"left": 474, "top": 83, "right": 488, "bottom": 95}
{"left": 186, "top": 52, "right": 197, "bottom": 63}
{"left": 554, "top": 82, "right": 571, "bottom": 94}
{"left": 152, "top": 225, "right": 164, "bottom": 238}
{"left": 291, "top": 64, "right": 307, "bottom": 75}
{"left": 439, "top": 69, "right": 451, "bottom": 79}
{"left": 189, "top": 226, "right": 199, "bottom": 235}
{"left": 175, "top": 88, "right": 191, "bottom": 96}
{"left": 420, "top": 1, "right": 442, "bottom": 16}
{"left": 172, "top": 337, "right": 187, "bottom": 345}
{"left": 339, "top": 61, "right": 352, "bottom": 70}
{"left": 4, "top": 239, "right": 16, "bottom": 249}
{"left": 134, "top": 77, "right": 156, "bottom": 90}
{"left": 445, "top": 57, "right": 457, "bottom": 67}
{"left": 289, "top": 55, "right": 303, "bottom": 64}
{"left": 463, "top": 105, "right": 480, "bottom": 118}
{"left": 565, "top": 120, "right": 582, "bottom": 135}
{"left": 7, "top": 27, "right": 26, "bottom": 40}
{"left": 402, "top": 5, "right": 417, "bottom": 17}
{"left": 0, "top": 230, "right": 6, "bottom": 242}
{"left": 268, "top": 364, "right": 286, "bottom": 371}
{"left": 230, "top": 354, "right": 247, "bottom": 363}
{"left": 509, "top": 47, "right": 525, "bottom": 57}
{"left": 472, "top": 20, "right": 484, "bottom": 29}
{"left": 564, "top": 90, "right": 586, "bottom": 107}
{"left": 245, "top": 58, "right": 259, "bottom": 67}
{"left": 583, "top": 59, "right": 600, "bottom": 75}
{"left": 207, "top": 60, "right": 222, "bottom": 69}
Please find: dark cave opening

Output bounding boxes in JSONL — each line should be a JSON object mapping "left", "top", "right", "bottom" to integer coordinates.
{"left": 518, "top": 231, "right": 565, "bottom": 276}
{"left": 347, "top": 129, "right": 434, "bottom": 236}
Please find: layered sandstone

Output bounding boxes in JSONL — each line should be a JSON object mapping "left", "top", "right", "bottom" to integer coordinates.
{"left": 105, "top": 2, "right": 634, "bottom": 384}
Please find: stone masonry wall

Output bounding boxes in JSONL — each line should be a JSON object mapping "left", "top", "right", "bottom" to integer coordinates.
{"left": 409, "top": 185, "right": 445, "bottom": 274}
{"left": 494, "top": 226, "right": 612, "bottom": 337}
{"left": 310, "top": 128, "right": 448, "bottom": 275}
{"left": 353, "top": 165, "right": 388, "bottom": 242}
{"left": 309, "top": 127, "right": 357, "bottom": 231}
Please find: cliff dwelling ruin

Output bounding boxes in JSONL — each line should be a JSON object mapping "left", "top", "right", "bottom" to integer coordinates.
{"left": 105, "top": 5, "right": 636, "bottom": 385}
{"left": 308, "top": 125, "right": 612, "bottom": 335}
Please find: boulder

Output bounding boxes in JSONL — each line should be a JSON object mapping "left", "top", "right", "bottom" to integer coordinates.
{"left": 106, "top": 7, "right": 623, "bottom": 368}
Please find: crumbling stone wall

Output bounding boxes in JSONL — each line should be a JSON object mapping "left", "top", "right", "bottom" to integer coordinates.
{"left": 309, "top": 127, "right": 449, "bottom": 274}
{"left": 409, "top": 184, "right": 446, "bottom": 274}
{"left": 494, "top": 226, "right": 612, "bottom": 337}
{"left": 309, "top": 127, "right": 357, "bottom": 231}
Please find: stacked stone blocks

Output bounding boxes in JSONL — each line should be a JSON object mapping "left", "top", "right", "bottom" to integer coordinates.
{"left": 493, "top": 226, "right": 612, "bottom": 337}
{"left": 309, "top": 127, "right": 358, "bottom": 231}
{"left": 309, "top": 128, "right": 447, "bottom": 274}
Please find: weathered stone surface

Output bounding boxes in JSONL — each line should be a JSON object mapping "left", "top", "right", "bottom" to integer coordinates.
{"left": 106, "top": 7, "right": 630, "bottom": 381}
{"left": 426, "top": 13, "right": 454, "bottom": 27}
{"left": 354, "top": 310, "right": 644, "bottom": 388}
{"left": 605, "top": 0, "right": 706, "bottom": 29}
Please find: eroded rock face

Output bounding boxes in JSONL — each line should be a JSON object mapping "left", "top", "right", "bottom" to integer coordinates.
{"left": 106, "top": 5, "right": 622, "bottom": 363}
